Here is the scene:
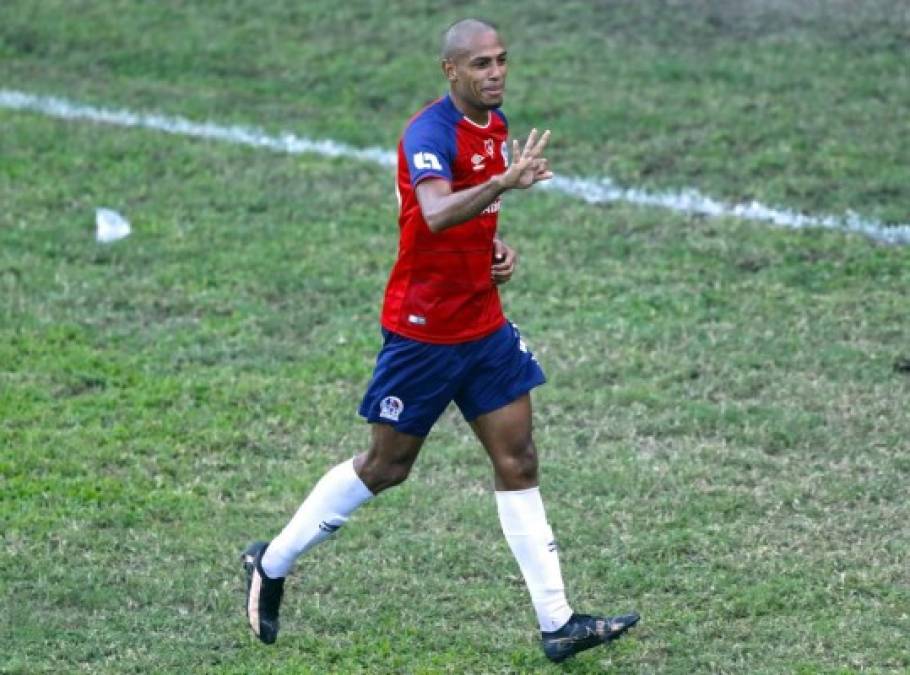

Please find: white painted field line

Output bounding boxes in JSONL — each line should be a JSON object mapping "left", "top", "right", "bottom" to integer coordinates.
{"left": 2, "top": 88, "right": 908, "bottom": 245}
{"left": 0, "top": 89, "right": 396, "bottom": 167}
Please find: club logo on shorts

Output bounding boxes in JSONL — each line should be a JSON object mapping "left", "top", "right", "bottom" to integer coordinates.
{"left": 379, "top": 395, "right": 404, "bottom": 422}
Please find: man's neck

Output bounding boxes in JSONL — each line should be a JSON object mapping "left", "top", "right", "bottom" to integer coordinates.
{"left": 449, "top": 91, "right": 490, "bottom": 126}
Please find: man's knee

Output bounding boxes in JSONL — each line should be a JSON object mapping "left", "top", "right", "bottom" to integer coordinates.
{"left": 495, "top": 441, "right": 539, "bottom": 486}
{"left": 356, "top": 454, "right": 413, "bottom": 493}
{"left": 355, "top": 434, "right": 421, "bottom": 493}
{"left": 378, "top": 459, "right": 413, "bottom": 489}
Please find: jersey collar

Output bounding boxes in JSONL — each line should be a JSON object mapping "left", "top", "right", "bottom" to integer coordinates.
{"left": 445, "top": 93, "right": 493, "bottom": 128}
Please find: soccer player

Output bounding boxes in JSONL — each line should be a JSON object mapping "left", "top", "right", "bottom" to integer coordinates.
{"left": 243, "top": 18, "right": 639, "bottom": 663}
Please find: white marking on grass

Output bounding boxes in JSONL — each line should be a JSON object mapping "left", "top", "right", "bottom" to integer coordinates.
{"left": 0, "top": 89, "right": 396, "bottom": 167}
{"left": 544, "top": 176, "right": 910, "bottom": 245}
{"left": 2, "top": 88, "right": 908, "bottom": 245}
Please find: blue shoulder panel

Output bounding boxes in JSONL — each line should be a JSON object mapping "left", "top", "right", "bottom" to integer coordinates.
{"left": 402, "top": 97, "right": 459, "bottom": 186}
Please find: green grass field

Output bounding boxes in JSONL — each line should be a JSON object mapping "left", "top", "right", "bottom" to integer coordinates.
{"left": 2, "top": 1, "right": 909, "bottom": 672}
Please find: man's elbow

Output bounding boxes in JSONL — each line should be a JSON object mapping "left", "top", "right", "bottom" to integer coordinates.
{"left": 423, "top": 209, "right": 447, "bottom": 233}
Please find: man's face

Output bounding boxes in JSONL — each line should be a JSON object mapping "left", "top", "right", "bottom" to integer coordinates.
{"left": 445, "top": 30, "right": 508, "bottom": 110}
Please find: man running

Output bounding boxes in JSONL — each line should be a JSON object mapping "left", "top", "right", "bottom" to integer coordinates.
{"left": 243, "top": 18, "right": 639, "bottom": 664}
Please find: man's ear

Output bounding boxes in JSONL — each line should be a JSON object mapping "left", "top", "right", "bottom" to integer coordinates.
{"left": 441, "top": 59, "right": 457, "bottom": 82}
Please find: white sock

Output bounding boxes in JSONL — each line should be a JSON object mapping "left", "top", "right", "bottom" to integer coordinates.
{"left": 261, "top": 458, "right": 374, "bottom": 579}
{"left": 495, "top": 486, "right": 574, "bottom": 632}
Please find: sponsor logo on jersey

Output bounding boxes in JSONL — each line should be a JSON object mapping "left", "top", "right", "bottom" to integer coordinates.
{"left": 413, "top": 152, "right": 442, "bottom": 171}
{"left": 379, "top": 395, "right": 404, "bottom": 422}
{"left": 481, "top": 198, "right": 501, "bottom": 215}
{"left": 471, "top": 153, "right": 486, "bottom": 171}
{"left": 407, "top": 313, "right": 426, "bottom": 325}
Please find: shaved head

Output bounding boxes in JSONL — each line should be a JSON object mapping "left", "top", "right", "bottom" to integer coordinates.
{"left": 441, "top": 18, "right": 499, "bottom": 61}
{"left": 440, "top": 18, "right": 508, "bottom": 121}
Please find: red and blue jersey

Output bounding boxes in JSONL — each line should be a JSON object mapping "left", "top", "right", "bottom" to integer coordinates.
{"left": 380, "top": 94, "right": 509, "bottom": 344}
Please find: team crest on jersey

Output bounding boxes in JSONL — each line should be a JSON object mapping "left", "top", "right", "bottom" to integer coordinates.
{"left": 501, "top": 141, "right": 509, "bottom": 165}
{"left": 484, "top": 138, "right": 495, "bottom": 158}
{"left": 379, "top": 396, "right": 404, "bottom": 422}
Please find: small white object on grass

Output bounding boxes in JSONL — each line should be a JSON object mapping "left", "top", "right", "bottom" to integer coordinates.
{"left": 95, "top": 208, "right": 131, "bottom": 243}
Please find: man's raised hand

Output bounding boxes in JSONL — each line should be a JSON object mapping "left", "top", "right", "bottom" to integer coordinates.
{"left": 498, "top": 128, "right": 553, "bottom": 190}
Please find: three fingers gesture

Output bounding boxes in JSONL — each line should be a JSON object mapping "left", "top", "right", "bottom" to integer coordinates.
{"left": 499, "top": 128, "right": 553, "bottom": 190}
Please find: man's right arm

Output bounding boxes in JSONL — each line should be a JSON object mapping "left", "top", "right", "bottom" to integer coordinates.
{"left": 416, "top": 129, "right": 552, "bottom": 234}
{"left": 416, "top": 176, "right": 507, "bottom": 233}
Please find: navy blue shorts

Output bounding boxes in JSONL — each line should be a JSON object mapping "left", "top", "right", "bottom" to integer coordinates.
{"left": 358, "top": 321, "right": 546, "bottom": 437}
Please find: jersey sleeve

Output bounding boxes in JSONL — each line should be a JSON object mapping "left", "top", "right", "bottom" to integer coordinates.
{"left": 402, "top": 118, "right": 454, "bottom": 186}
